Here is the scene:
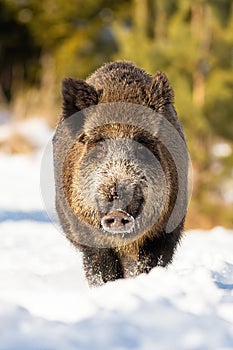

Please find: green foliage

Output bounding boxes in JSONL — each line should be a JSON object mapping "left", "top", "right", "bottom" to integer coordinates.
{"left": 0, "top": 0, "right": 232, "bottom": 227}
{"left": 0, "top": 0, "right": 130, "bottom": 95}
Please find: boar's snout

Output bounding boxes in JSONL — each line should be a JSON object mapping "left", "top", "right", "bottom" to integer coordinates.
{"left": 101, "top": 210, "right": 134, "bottom": 234}
{"left": 96, "top": 179, "right": 145, "bottom": 219}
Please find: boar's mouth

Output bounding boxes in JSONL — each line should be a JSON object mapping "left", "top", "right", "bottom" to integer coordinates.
{"left": 100, "top": 210, "right": 135, "bottom": 235}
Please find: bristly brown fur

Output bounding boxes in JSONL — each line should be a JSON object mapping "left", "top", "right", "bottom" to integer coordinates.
{"left": 62, "top": 78, "right": 99, "bottom": 120}
{"left": 148, "top": 71, "right": 174, "bottom": 113}
{"left": 53, "top": 61, "right": 188, "bottom": 287}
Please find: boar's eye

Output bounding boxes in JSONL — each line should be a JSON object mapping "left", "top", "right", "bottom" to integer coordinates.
{"left": 95, "top": 140, "right": 107, "bottom": 159}
{"left": 84, "top": 139, "right": 107, "bottom": 162}
{"left": 135, "top": 143, "right": 153, "bottom": 163}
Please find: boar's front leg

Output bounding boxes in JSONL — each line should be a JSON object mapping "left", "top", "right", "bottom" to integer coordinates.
{"left": 81, "top": 246, "right": 124, "bottom": 286}
{"left": 138, "top": 225, "right": 183, "bottom": 273}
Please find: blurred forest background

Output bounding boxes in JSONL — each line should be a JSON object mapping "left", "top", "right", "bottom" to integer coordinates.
{"left": 0, "top": 0, "right": 232, "bottom": 229}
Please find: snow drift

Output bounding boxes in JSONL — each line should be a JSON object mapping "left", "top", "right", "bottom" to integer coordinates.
{"left": 0, "top": 118, "right": 232, "bottom": 350}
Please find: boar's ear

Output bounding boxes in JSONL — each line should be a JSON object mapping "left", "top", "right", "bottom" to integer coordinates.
{"left": 61, "top": 78, "right": 99, "bottom": 119}
{"left": 148, "top": 71, "right": 174, "bottom": 114}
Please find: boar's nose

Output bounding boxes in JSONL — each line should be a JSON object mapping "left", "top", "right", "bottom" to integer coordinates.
{"left": 101, "top": 210, "right": 134, "bottom": 233}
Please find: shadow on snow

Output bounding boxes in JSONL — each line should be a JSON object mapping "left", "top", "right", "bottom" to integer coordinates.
{"left": 0, "top": 210, "right": 51, "bottom": 223}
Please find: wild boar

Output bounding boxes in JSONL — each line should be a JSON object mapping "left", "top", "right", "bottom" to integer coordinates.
{"left": 53, "top": 61, "right": 189, "bottom": 286}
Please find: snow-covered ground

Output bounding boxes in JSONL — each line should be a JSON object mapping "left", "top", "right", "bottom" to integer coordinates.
{"left": 0, "top": 119, "right": 233, "bottom": 350}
